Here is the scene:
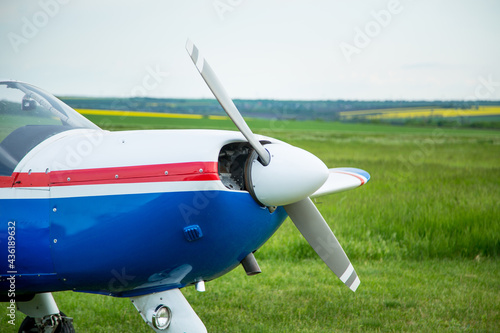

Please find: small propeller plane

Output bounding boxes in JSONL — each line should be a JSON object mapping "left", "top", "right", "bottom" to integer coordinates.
{"left": 0, "top": 40, "right": 370, "bottom": 332}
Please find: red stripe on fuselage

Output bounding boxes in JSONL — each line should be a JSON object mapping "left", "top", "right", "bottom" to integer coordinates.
{"left": 0, "top": 162, "right": 219, "bottom": 188}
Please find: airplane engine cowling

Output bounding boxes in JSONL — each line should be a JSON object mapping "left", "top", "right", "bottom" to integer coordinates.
{"left": 245, "top": 143, "right": 328, "bottom": 207}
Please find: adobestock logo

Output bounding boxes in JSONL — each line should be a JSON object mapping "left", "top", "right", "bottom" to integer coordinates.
{"left": 7, "top": 0, "right": 71, "bottom": 53}
{"left": 469, "top": 75, "right": 499, "bottom": 100}
{"left": 339, "top": 0, "right": 405, "bottom": 63}
{"left": 213, "top": 0, "right": 244, "bottom": 21}
{"left": 129, "top": 65, "right": 170, "bottom": 98}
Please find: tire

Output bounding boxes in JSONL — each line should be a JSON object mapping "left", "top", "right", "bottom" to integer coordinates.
{"left": 18, "top": 316, "right": 37, "bottom": 333}
{"left": 19, "top": 312, "right": 75, "bottom": 333}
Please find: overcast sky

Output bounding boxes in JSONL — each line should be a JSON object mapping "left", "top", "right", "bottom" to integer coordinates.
{"left": 1, "top": 0, "right": 500, "bottom": 101}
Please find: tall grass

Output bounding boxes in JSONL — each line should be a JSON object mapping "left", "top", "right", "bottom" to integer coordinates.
{"left": 6, "top": 259, "right": 499, "bottom": 332}
{"left": 258, "top": 127, "right": 499, "bottom": 260}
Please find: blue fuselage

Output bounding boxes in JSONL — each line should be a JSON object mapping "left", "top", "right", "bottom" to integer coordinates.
{"left": 1, "top": 189, "right": 287, "bottom": 297}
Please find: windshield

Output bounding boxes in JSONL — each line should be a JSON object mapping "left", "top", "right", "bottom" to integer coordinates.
{"left": 0, "top": 80, "right": 99, "bottom": 176}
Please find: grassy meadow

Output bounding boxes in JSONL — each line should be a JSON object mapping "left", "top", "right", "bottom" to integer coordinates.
{"left": 4, "top": 113, "right": 499, "bottom": 332}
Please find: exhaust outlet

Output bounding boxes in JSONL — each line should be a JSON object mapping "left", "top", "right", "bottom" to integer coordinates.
{"left": 241, "top": 252, "right": 261, "bottom": 276}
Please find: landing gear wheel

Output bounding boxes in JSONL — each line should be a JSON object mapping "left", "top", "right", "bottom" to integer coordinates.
{"left": 19, "top": 312, "right": 75, "bottom": 333}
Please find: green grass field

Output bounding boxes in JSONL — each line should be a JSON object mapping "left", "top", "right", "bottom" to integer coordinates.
{"left": 4, "top": 115, "right": 499, "bottom": 332}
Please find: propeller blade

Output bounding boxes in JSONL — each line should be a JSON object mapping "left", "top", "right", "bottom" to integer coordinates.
{"left": 185, "top": 39, "right": 270, "bottom": 165}
{"left": 284, "top": 198, "right": 360, "bottom": 292}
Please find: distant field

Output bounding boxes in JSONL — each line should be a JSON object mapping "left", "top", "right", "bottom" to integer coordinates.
{"left": 74, "top": 104, "right": 500, "bottom": 131}
{"left": 76, "top": 108, "right": 206, "bottom": 119}
{"left": 5, "top": 113, "right": 499, "bottom": 332}
{"left": 340, "top": 105, "right": 500, "bottom": 122}
{"left": 76, "top": 108, "right": 500, "bottom": 134}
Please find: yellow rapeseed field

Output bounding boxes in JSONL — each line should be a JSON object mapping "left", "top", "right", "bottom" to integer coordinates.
{"left": 75, "top": 108, "right": 204, "bottom": 119}
{"left": 340, "top": 106, "right": 500, "bottom": 120}
{"left": 76, "top": 107, "right": 500, "bottom": 122}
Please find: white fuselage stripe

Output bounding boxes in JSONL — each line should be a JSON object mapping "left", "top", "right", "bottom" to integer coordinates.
{"left": 0, "top": 181, "right": 232, "bottom": 199}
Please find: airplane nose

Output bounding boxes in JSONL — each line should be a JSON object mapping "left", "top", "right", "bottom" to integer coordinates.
{"left": 246, "top": 143, "right": 329, "bottom": 207}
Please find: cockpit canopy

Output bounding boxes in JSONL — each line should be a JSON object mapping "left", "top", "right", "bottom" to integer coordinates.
{"left": 0, "top": 80, "right": 99, "bottom": 176}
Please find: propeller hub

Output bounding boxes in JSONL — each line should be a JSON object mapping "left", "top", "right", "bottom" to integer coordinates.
{"left": 245, "top": 143, "right": 328, "bottom": 207}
